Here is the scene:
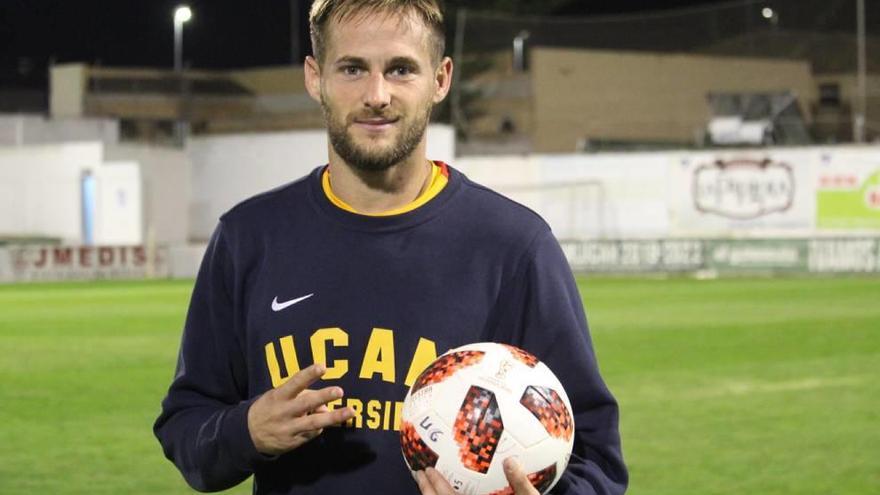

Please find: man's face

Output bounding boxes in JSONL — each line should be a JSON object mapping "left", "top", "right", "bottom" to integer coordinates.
{"left": 306, "top": 11, "right": 451, "bottom": 172}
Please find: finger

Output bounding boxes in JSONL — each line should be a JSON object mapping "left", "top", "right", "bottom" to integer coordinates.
{"left": 295, "top": 406, "right": 354, "bottom": 432}
{"left": 414, "top": 470, "right": 435, "bottom": 495}
{"left": 300, "top": 427, "right": 323, "bottom": 440}
{"left": 503, "top": 458, "right": 538, "bottom": 494}
{"left": 287, "top": 426, "right": 325, "bottom": 451}
{"left": 289, "top": 386, "right": 344, "bottom": 416}
{"left": 277, "top": 363, "right": 326, "bottom": 399}
{"left": 425, "top": 467, "right": 455, "bottom": 494}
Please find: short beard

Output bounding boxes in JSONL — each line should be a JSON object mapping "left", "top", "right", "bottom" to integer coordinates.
{"left": 323, "top": 99, "right": 432, "bottom": 173}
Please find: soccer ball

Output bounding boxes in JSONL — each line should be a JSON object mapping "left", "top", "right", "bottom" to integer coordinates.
{"left": 400, "top": 342, "right": 574, "bottom": 495}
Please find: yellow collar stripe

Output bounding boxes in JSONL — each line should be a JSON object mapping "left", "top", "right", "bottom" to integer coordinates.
{"left": 322, "top": 162, "right": 449, "bottom": 217}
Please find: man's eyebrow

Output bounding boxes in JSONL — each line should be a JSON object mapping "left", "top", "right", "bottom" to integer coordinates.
{"left": 387, "top": 56, "right": 420, "bottom": 68}
{"left": 332, "top": 55, "right": 422, "bottom": 69}
{"left": 333, "top": 56, "right": 368, "bottom": 66}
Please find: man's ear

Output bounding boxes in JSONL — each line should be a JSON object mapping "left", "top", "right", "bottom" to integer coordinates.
{"left": 305, "top": 55, "right": 322, "bottom": 103}
{"left": 433, "top": 56, "right": 454, "bottom": 104}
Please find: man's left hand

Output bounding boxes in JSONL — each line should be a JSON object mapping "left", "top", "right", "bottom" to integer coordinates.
{"left": 415, "top": 458, "right": 539, "bottom": 495}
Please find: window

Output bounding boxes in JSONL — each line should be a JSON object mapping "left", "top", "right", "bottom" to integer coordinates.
{"left": 819, "top": 83, "right": 841, "bottom": 107}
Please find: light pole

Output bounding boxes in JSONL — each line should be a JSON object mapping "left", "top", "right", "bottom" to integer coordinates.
{"left": 174, "top": 5, "right": 192, "bottom": 72}
{"left": 451, "top": 7, "right": 467, "bottom": 136}
{"left": 290, "top": 0, "right": 302, "bottom": 63}
{"left": 513, "top": 30, "right": 531, "bottom": 72}
{"left": 173, "top": 5, "right": 192, "bottom": 145}
{"left": 855, "top": 0, "right": 867, "bottom": 143}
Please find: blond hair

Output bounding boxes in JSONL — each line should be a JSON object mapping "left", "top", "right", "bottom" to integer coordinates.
{"left": 309, "top": 0, "right": 446, "bottom": 65}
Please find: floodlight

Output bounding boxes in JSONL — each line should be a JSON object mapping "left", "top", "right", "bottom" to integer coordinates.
{"left": 175, "top": 6, "right": 193, "bottom": 25}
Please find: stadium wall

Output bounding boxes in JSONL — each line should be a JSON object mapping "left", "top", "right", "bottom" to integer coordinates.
{"left": 0, "top": 142, "right": 188, "bottom": 246}
{"left": 2, "top": 134, "right": 878, "bottom": 281}
{"left": 456, "top": 145, "right": 880, "bottom": 240}
{"left": 187, "top": 125, "right": 457, "bottom": 241}
{"left": 457, "top": 154, "right": 671, "bottom": 240}
{"left": 106, "top": 144, "right": 190, "bottom": 246}
{"left": 0, "top": 142, "right": 104, "bottom": 243}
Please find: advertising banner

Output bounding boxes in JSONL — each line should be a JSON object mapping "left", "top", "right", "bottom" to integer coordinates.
{"left": 816, "top": 150, "right": 880, "bottom": 230}
{"left": 670, "top": 150, "right": 817, "bottom": 235}
{"left": 0, "top": 245, "right": 168, "bottom": 282}
{"left": 561, "top": 239, "right": 704, "bottom": 272}
{"left": 561, "top": 238, "right": 880, "bottom": 274}
{"left": 705, "top": 239, "right": 807, "bottom": 272}
{"left": 808, "top": 238, "right": 880, "bottom": 273}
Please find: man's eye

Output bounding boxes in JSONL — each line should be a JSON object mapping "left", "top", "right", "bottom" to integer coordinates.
{"left": 343, "top": 66, "right": 362, "bottom": 76}
{"left": 390, "top": 66, "right": 414, "bottom": 77}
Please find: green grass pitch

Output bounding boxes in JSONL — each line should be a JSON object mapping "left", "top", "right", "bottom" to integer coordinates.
{"left": 1, "top": 277, "right": 878, "bottom": 494}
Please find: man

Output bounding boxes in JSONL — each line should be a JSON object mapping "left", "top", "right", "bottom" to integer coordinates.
{"left": 154, "top": 0, "right": 627, "bottom": 493}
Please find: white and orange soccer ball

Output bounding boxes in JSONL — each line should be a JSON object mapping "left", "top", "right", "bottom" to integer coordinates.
{"left": 400, "top": 342, "right": 575, "bottom": 495}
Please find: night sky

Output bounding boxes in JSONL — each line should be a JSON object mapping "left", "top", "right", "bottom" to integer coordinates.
{"left": 1, "top": 0, "right": 724, "bottom": 89}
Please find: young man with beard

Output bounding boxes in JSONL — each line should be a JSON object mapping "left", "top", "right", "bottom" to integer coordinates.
{"left": 154, "top": 1, "right": 627, "bottom": 494}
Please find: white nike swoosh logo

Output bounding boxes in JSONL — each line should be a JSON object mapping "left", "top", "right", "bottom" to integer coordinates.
{"left": 271, "top": 293, "right": 314, "bottom": 312}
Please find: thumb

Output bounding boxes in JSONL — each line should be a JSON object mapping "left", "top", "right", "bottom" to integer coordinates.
{"left": 503, "top": 457, "right": 538, "bottom": 494}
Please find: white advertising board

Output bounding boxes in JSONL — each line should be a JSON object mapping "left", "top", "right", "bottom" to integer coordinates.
{"left": 669, "top": 149, "right": 817, "bottom": 236}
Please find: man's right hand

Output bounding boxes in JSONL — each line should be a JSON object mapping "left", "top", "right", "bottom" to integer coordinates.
{"left": 247, "top": 363, "right": 355, "bottom": 456}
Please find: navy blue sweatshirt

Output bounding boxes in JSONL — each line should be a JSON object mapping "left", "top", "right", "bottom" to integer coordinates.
{"left": 154, "top": 165, "right": 627, "bottom": 494}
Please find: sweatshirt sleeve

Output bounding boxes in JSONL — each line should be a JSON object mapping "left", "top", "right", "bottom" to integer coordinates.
{"left": 487, "top": 228, "right": 628, "bottom": 495}
{"left": 153, "top": 222, "right": 267, "bottom": 492}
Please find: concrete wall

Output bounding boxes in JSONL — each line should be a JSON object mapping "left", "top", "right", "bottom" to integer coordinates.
{"left": 0, "top": 115, "right": 119, "bottom": 147}
{"left": 106, "top": 144, "right": 191, "bottom": 245}
{"left": 187, "top": 125, "right": 457, "bottom": 240}
{"left": 228, "top": 66, "right": 307, "bottom": 94}
{"left": 0, "top": 143, "right": 155, "bottom": 246}
{"left": 461, "top": 52, "right": 533, "bottom": 142}
{"left": 0, "top": 143, "right": 103, "bottom": 243}
{"left": 93, "top": 162, "right": 142, "bottom": 245}
{"left": 458, "top": 145, "right": 880, "bottom": 240}
{"left": 50, "top": 64, "right": 86, "bottom": 118}
{"left": 86, "top": 94, "right": 255, "bottom": 121}
{"left": 457, "top": 154, "right": 671, "bottom": 240}
{"left": 530, "top": 48, "right": 817, "bottom": 152}
{"left": 813, "top": 73, "right": 880, "bottom": 140}
{"left": 2, "top": 132, "right": 877, "bottom": 281}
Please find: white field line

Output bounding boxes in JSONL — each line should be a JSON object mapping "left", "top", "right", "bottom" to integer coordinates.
{"left": 625, "top": 375, "right": 867, "bottom": 403}
{"left": 708, "top": 376, "right": 866, "bottom": 397}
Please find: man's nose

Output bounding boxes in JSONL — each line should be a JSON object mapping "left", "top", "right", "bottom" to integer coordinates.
{"left": 363, "top": 72, "right": 391, "bottom": 110}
